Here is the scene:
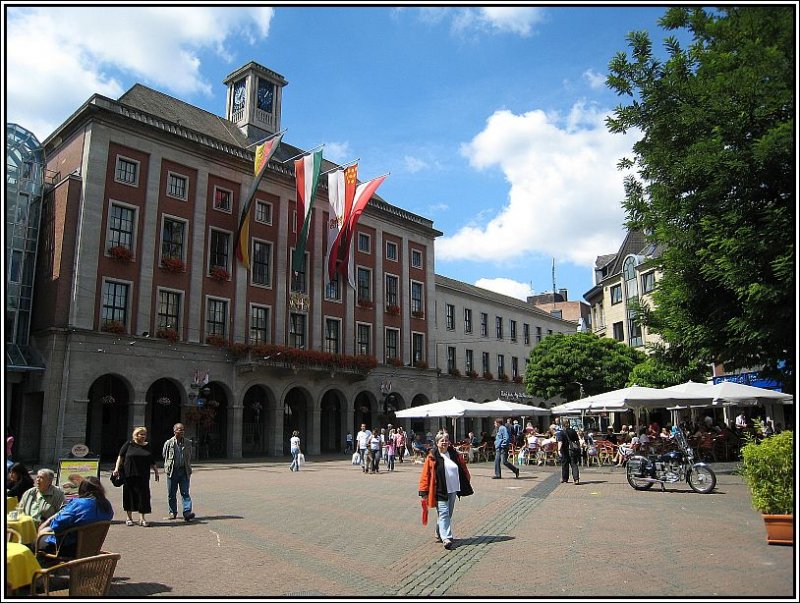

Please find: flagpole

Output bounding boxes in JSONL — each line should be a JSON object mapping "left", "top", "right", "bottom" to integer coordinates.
{"left": 281, "top": 143, "right": 325, "bottom": 164}
{"left": 244, "top": 129, "right": 287, "bottom": 150}
{"left": 320, "top": 158, "right": 360, "bottom": 177}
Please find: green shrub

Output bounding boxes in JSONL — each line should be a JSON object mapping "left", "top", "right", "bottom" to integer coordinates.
{"left": 739, "top": 430, "right": 794, "bottom": 515}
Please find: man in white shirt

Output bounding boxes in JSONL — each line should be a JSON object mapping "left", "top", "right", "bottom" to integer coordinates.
{"left": 735, "top": 412, "right": 748, "bottom": 430}
{"left": 355, "top": 424, "right": 371, "bottom": 472}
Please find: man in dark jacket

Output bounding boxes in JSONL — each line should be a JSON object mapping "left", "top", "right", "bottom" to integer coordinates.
{"left": 493, "top": 418, "right": 519, "bottom": 479}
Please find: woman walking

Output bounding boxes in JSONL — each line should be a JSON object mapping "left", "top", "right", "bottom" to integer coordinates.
{"left": 113, "top": 426, "right": 159, "bottom": 526}
{"left": 418, "top": 432, "right": 473, "bottom": 550}
{"left": 289, "top": 430, "right": 302, "bottom": 472}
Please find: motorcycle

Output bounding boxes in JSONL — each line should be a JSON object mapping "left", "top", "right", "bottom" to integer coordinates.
{"left": 625, "top": 430, "right": 717, "bottom": 493}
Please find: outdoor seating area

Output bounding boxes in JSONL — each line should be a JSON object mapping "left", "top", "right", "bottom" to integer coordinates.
{"left": 5, "top": 512, "right": 120, "bottom": 597}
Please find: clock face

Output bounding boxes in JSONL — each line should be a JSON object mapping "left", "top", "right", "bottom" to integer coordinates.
{"left": 233, "top": 80, "right": 246, "bottom": 112}
{"left": 257, "top": 79, "right": 274, "bottom": 113}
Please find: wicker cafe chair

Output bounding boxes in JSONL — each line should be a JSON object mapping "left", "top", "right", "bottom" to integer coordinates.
{"left": 7, "top": 527, "right": 22, "bottom": 543}
{"left": 30, "top": 552, "right": 121, "bottom": 596}
{"left": 34, "top": 521, "right": 111, "bottom": 564}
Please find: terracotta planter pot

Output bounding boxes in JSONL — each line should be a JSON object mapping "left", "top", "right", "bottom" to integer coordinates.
{"left": 763, "top": 514, "right": 793, "bottom": 545}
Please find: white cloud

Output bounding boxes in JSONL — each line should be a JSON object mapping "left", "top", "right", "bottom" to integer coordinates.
{"left": 322, "top": 141, "right": 351, "bottom": 164}
{"left": 451, "top": 7, "right": 545, "bottom": 37}
{"left": 437, "top": 102, "right": 638, "bottom": 267}
{"left": 474, "top": 278, "right": 533, "bottom": 301}
{"left": 403, "top": 155, "right": 429, "bottom": 173}
{"left": 5, "top": 7, "right": 273, "bottom": 141}
{"left": 426, "top": 203, "right": 449, "bottom": 214}
{"left": 583, "top": 69, "right": 606, "bottom": 90}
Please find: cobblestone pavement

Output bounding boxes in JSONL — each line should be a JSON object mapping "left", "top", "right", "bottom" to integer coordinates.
{"left": 88, "top": 456, "right": 793, "bottom": 600}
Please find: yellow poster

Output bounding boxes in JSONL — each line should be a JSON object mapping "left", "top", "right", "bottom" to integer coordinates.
{"left": 56, "top": 458, "right": 101, "bottom": 499}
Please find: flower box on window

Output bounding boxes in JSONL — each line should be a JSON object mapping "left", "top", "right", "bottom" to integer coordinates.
{"left": 155, "top": 327, "right": 179, "bottom": 343}
{"left": 498, "top": 373, "right": 509, "bottom": 382}
{"left": 227, "top": 342, "right": 250, "bottom": 360}
{"left": 209, "top": 266, "right": 229, "bottom": 282}
{"left": 206, "top": 335, "right": 227, "bottom": 347}
{"left": 466, "top": 370, "right": 479, "bottom": 379}
{"left": 160, "top": 257, "right": 185, "bottom": 273}
{"left": 414, "top": 359, "right": 428, "bottom": 370}
{"left": 448, "top": 368, "right": 462, "bottom": 377}
{"left": 411, "top": 310, "right": 424, "bottom": 319}
{"left": 385, "top": 304, "right": 400, "bottom": 316}
{"left": 482, "top": 371, "right": 494, "bottom": 381}
{"left": 512, "top": 375, "right": 524, "bottom": 384}
{"left": 388, "top": 357, "right": 403, "bottom": 367}
{"left": 357, "top": 298, "right": 374, "bottom": 309}
{"left": 101, "top": 320, "right": 126, "bottom": 334}
{"left": 108, "top": 245, "right": 133, "bottom": 263}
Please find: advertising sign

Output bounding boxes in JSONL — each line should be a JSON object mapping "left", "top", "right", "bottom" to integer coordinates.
{"left": 56, "top": 457, "right": 101, "bottom": 499}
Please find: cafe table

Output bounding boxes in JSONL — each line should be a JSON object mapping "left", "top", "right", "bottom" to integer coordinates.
{"left": 7, "top": 512, "right": 37, "bottom": 545}
{"left": 6, "top": 496, "right": 18, "bottom": 512}
{"left": 6, "top": 542, "right": 41, "bottom": 592}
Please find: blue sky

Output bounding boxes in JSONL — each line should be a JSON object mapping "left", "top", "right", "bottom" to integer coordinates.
{"left": 6, "top": 4, "right": 681, "bottom": 302}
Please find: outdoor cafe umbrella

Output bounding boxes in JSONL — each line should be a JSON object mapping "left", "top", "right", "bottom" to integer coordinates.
{"left": 480, "top": 399, "right": 551, "bottom": 416}
{"left": 394, "top": 397, "right": 497, "bottom": 440}
{"left": 707, "top": 381, "right": 793, "bottom": 406}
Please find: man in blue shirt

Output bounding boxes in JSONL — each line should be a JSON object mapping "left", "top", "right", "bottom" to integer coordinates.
{"left": 493, "top": 418, "right": 519, "bottom": 479}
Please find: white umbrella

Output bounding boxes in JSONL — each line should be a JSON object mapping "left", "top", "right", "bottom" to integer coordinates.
{"left": 481, "top": 399, "right": 551, "bottom": 416}
{"left": 395, "top": 397, "right": 497, "bottom": 440}
{"left": 394, "top": 397, "right": 496, "bottom": 418}
{"left": 550, "top": 399, "right": 595, "bottom": 415}
{"left": 707, "top": 381, "right": 793, "bottom": 405}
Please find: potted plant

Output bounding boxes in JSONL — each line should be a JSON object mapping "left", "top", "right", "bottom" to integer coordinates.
{"left": 209, "top": 266, "right": 229, "bottom": 282}
{"left": 101, "top": 320, "right": 126, "bottom": 334}
{"left": 160, "top": 257, "right": 186, "bottom": 273}
{"left": 108, "top": 245, "right": 133, "bottom": 263}
{"left": 155, "top": 327, "right": 179, "bottom": 343}
{"left": 739, "top": 429, "right": 793, "bottom": 545}
{"left": 357, "top": 297, "right": 374, "bottom": 309}
{"left": 385, "top": 304, "right": 400, "bottom": 316}
{"left": 411, "top": 309, "right": 424, "bottom": 319}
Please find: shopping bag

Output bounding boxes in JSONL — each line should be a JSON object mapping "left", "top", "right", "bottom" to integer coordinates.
{"left": 420, "top": 498, "right": 428, "bottom": 526}
{"left": 298, "top": 453, "right": 305, "bottom": 465}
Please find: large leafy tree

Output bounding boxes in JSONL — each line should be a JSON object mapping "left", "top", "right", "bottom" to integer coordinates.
{"left": 525, "top": 332, "right": 646, "bottom": 402}
{"left": 626, "top": 343, "right": 710, "bottom": 389}
{"left": 606, "top": 7, "right": 794, "bottom": 391}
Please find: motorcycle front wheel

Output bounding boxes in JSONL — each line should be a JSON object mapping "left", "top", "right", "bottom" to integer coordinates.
{"left": 687, "top": 464, "right": 717, "bottom": 493}
{"left": 626, "top": 457, "right": 653, "bottom": 490}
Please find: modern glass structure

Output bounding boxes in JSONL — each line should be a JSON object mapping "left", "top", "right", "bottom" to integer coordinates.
{"left": 6, "top": 123, "right": 45, "bottom": 371}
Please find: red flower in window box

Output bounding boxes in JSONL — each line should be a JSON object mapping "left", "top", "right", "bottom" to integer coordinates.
{"left": 414, "top": 360, "right": 428, "bottom": 370}
{"left": 482, "top": 371, "right": 494, "bottom": 381}
{"left": 227, "top": 342, "right": 251, "bottom": 360}
{"left": 512, "top": 375, "right": 524, "bottom": 384}
{"left": 385, "top": 304, "right": 400, "bottom": 316}
{"left": 160, "top": 257, "right": 185, "bottom": 273}
{"left": 206, "top": 335, "right": 227, "bottom": 347}
{"left": 108, "top": 245, "right": 133, "bottom": 263}
{"left": 448, "top": 368, "right": 462, "bottom": 377}
{"left": 155, "top": 327, "right": 179, "bottom": 343}
{"left": 498, "top": 373, "right": 509, "bottom": 382}
{"left": 209, "top": 266, "right": 229, "bottom": 282}
{"left": 388, "top": 357, "right": 403, "bottom": 367}
{"left": 101, "top": 320, "right": 126, "bottom": 334}
{"left": 411, "top": 309, "right": 424, "bottom": 319}
{"left": 466, "top": 370, "right": 479, "bottom": 379}
{"left": 357, "top": 298, "right": 374, "bottom": 309}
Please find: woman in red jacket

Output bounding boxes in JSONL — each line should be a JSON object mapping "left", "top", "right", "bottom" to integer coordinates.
{"left": 418, "top": 432, "right": 473, "bottom": 550}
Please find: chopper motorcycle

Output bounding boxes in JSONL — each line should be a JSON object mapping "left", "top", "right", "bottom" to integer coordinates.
{"left": 625, "top": 430, "right": 717, "bottom": 493}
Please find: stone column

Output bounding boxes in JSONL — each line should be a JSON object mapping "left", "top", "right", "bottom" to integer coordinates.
{"left": 229, "top": 403, "right": 243, "bottom": 459}
{"left": 308, "top": 407, "right": 321, "bottom": 456}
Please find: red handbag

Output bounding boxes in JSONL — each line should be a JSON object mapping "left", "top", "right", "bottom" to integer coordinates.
{"left": 420, "top": 497, "right": 428, "bottom": 526}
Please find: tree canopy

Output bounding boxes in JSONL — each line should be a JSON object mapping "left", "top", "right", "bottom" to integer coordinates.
{"left": 606, "top": 7, "right": 794, "bottom": 392}
{"left": 626, "top": 343, "right": 710, "bottom": 389}
{"left": 525, "top": 332, "right": 646, "bottom": 402}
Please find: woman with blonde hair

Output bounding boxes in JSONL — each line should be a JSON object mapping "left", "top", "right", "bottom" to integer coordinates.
{"left": 113, "top": 426, "right": 159, "bottom": 526}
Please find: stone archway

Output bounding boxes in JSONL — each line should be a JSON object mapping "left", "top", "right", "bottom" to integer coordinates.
{"left": 409, "top": 393, "right": 431, "bottom": 439}
{"left": 146, "top": 378, "right": 183, "bottom": 459}
{"left": 86, "top": 374, "right": 131, "bottom": 461}
{"left": 189, "top": 381, "right": 228, "bottom": 459}
{"left": 282, "top": 387, "right": 311, "bottom": 456}
{"left": 320, "top": 389, "right": 345, "bottom": 454}
{"left": 353, "top": 391, "right": 376, "bottom": 434}
{"left": 242, "top": 385, "right": 268, "bottom": 457}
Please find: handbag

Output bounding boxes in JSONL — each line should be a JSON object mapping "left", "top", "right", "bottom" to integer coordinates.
{"left": 110, "top": 467, "right": 125, "bottom": 487}
{"left": 297, "top": 452, "right": 305, "bottom": 465}
{"left": 567, "top": 431, "right": 580, "bottom": 453}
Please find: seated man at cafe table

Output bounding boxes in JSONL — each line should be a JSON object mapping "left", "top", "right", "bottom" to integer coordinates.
{"left": 18, "top": 468, "right": 66, "bottom": 526}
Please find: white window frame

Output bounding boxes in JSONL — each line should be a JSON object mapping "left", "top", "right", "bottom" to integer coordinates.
{"left": 160, "top": 214, "right": 188, "bottom": 263}
{"left": 205, "top": 295, "right": 230, "bottom": 338}
{"left": 410, "top": 279, "right": 424, "bottom": 316}
{"left": 324, "top": 316, "right": 342, "bottom": 354}
{"left": 208, "top": 227, "right": 233, "bottom": 274}
{"left": 166, "top": 171, "right": 189, "bottom": 201}
{"left": 325, "top": 273, "right": 342, "bottom": 303}
{"left": 412, "top": 331, "right": 425, "bottom": 364}
{"left": 411, "top": 248, "right": 422, "bottom": 269}
{"left": 385, "top": 327, "right": 400, "bottom": 363}
{"left": 385, "top": 273, "right": 399, "bottom": 308}
{"left": 249, "top": 303, "right": 271, "bottom": 345}
{"left": 255, "top": 199, "right": 273, "bottom": 225}
{"left": 213, "top": 185, "right": 233, "bottom": 213}
{"left": 357, "top": 232, "right": 371, "bottom": 254}
{"left": 100, "top": 277, "right": 133, "bottom": 331}
{"left": 357, "top": 266, "right": 372, "bottom": 304}
{"left": 114, "top": 155, "right": 140, "bottom": 187}
{"left": 250, "top": 238, "right": 273, "bottom": 289}
{"left": 106, "top": 199, "right": 138, "bottom": 257}
{"left": 386, "top": 240, "right": 398, "bottom": 261}
{"left": 156, "top": 287, "right": 184, "bottom": 334}
{"left": 355, "top": 321, "right": 372, "bottom": 356}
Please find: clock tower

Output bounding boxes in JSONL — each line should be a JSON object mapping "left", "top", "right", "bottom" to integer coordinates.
{"left": 223, "top": 61, "right": 288, "bottom": 143}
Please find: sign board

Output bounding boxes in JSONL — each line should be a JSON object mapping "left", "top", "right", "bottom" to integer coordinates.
{"left": 56, "top": 458, "right": 101, "bottom": 499}
{"left": 70, "top": 444, "right": 89, "bottom": 458}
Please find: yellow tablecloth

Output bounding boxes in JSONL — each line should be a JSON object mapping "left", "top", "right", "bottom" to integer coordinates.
{"left": 7, "top": 513, "right": 37, "bottom": 545}
{"left": 6, "top": 496, "right": 18, "bottom": 512}
{"left": 6, "top": 542, "right": 41, "bottom": 591}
